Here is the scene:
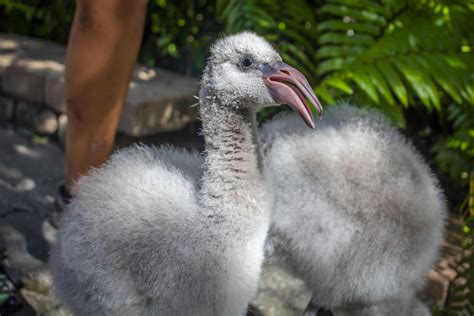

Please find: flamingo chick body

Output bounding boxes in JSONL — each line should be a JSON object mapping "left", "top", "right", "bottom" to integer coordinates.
{"left": 50, "top": 32, "right": 321, "bottom": 316}
{"left": 261, "top": 105, "right": 446, "bottom": 316}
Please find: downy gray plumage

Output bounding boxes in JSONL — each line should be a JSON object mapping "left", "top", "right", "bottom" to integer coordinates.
{"left": 50, "top": 32, "right": 321, "bottom": 316}
{"left": 261, "top": 105, "right": 446, "bottom": 316}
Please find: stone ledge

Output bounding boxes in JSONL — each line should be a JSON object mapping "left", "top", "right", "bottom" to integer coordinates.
{"left": 0, "top": 33, "right": 198, "bottom": 137}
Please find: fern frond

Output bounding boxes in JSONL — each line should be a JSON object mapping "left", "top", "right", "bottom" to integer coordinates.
{"left": 316, "top": 2, "right": 474, "bottom": 126}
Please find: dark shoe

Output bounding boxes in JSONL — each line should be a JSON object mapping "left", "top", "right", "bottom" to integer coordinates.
{"left": 42, "top": 185, "right": 72, "bottom": 245}
{"left": 303, "top": 300, "right": 333, "bottom": 316}
{"left": 246, "top": 303, "right": 263, "bottom": 316}
{"left": 48, "top": 184, "right": 72, "bottom": 229}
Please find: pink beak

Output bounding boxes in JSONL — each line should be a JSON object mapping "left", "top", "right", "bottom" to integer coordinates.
{"left": 262, "top": 61, "right": 323, "bottom": 128}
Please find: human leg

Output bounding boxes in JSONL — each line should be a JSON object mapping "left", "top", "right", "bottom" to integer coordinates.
{"left": 64, "top": 0, "right": 148, "bottom": 192}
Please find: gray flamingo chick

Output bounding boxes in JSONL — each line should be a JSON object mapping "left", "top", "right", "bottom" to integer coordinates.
{"left": 260, "top": 105, "right": 446, "bottom": 316}
{"left": 50, "top": 32, "right": 322, "bottom": 316}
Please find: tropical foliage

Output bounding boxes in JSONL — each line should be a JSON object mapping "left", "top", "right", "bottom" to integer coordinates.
{"left": 0, "top": 0, "right": 73, "bottom": 43}
{"left": 140, "top": 0, "right": 221, "bottom": 74}
{"left": 440, "top": 175, "right": 474, "bottom": 316}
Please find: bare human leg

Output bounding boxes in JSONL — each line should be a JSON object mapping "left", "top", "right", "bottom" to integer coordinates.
{"left": 46, "top": 0, "right": 148, "bottom": 230}
{"left": 64, "top": 0, "right": 148, "bottom": 192}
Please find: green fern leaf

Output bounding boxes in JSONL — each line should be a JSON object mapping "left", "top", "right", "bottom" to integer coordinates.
{"left": 316, "top": 45, "right": 366, "bottom": 59}
{"left": 320, "top": 4, "right": 387, "bottom": 25}
{"left": 365, "top": 64, "right": 395, "bottom": 105}
{"left": 394, "top": 56, "right": 438, "bottom": 110}
{"left": 317, "top": 20, "right": 381, "bottom": 35}
{"left": 376, "top": 60, "right": 409, "bottom": 107}
{"left": 319, "top": 32, "right": 375, "bottom": 46}
{"left": 315, "top": 84, "right": 336, "bottom": 104}
{"left": 423, "top": 54, "right": 464, "bottom": 104}
{"left": 324, "top": 76, "right": 354, "bottom": 94}
{"left": 317, "top": 57, "right": 355, "bottom": 75}
{"left": 351, "top": 70, "right": 380, "bottom": 103}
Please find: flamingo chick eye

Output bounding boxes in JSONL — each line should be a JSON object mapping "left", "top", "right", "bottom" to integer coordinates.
{"left": 241, "top": 57, "right": 253, "bottom": 68}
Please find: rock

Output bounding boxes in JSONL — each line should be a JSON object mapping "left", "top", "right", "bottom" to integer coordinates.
{"left": 1, "top": 33, "right": 65, "bottom": 105}
{"left": 4, "top": 58, "right": 64, "bottom": 105}
{"left": 15, "top": 100, "right": 35, "bottom": 128}
{"left": 45, "top": 67, "right": 66, "bottom": 113}
{"left": 14, "top": 178, "right": 36, "bottom": 192}
{"left": 118, "top": 67, "right": 198, "bottom": 136}
{"left": 34, "top": 109, "right": 58, "bottom": 135}
{"left": 0, "top": 95, "right": 14, "bottom": 123}
{"left": 1, "top": 33, "right": 199, "bottom": 137}
{"left": 57, "top": 113, "right": 67, "bottom": 146}
{"left": 4, "top": 61, "right": 46, "bottom": 104}
{"left": 0, "top": 37, "right": 18, "bottom": 82}
{"left": 252, "top": 265, "right": 311, "bottom": 316}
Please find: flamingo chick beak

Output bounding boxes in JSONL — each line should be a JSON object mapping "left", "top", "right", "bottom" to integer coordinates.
{"left": 261, "top": 61, "right": 323, "bottom": 128}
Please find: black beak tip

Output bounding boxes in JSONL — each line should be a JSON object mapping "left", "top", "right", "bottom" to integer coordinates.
{"left": 316, "top": 103, "right": 323, "bottom": 117}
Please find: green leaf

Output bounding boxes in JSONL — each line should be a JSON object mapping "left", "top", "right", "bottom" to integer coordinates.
{"left": 284, "top": 40, "right": 319, "bottom": 72}
{"left": 319, "top": 32, "right": 375, "bottom": 46}
{"left": 395, "top": 56, "right": 441, "bottom": 111}
{"left": 315, "top": 84, "right": 336, "bottom": 104}
{"left": 376, "top": 60, "right": 408, "bottom": 107}
{"left": 320, "top": 4, "right": 387, "bottom": 25}
{"left": 423, "top": 54, "right": 464, "bottom": 104}
{"left": 327, "top": 0, "right": 392, "bottom": 18}
{"left": 280, "top": 28, "right": 315, "bottom": 52}
{"left": 324, "top": 76, "right": 354, "bottom": 94}
{"left": 411, "top": 56, "right": 442, "bottom": 110}
{"left": 0, "top": 293, "right": 9, "bottom": 304}
{"left": 317, "top": 57, "right": 355, "bottom": 75}
{"left": 351, "top": 71, "right": 380, "bottom": 103}
{"left": 316, "top": 45, "right": 366, "bottom": 59}
{"left": 317, "top": 20, "right": 381, "bottom": 35}
{"left": 365, "top": 64, "right": 395, "bottom": 105}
